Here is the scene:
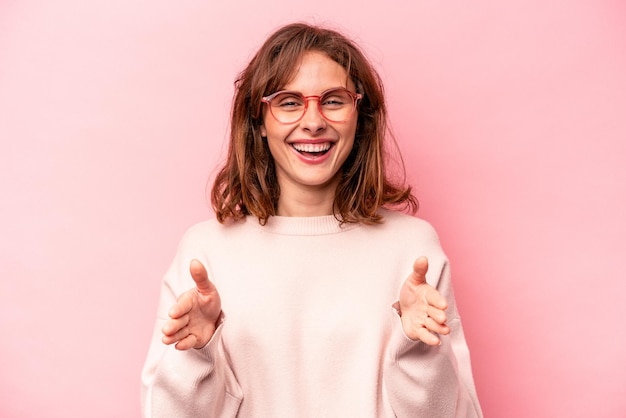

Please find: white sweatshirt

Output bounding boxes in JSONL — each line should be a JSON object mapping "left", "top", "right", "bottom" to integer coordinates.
{"left": 141, "top": 210, "right": 482, "bottom": 417}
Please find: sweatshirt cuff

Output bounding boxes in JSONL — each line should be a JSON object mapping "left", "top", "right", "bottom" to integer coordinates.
{"left": 196, "top": 311, "right": 226, "bottom": 361}
{"left": 389, "top": 305, "right": 434, "bottom": 358}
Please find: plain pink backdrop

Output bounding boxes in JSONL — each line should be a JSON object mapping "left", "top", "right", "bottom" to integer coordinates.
{"left": 1, "top": 1, "right": 625, "bottom": 417}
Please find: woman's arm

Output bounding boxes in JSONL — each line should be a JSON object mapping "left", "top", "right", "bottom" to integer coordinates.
{"left": 140, "top": 230, "right": 243, "bottom": 418}
{"left": 385, "top": 260, "right": 483, "bottom": 418}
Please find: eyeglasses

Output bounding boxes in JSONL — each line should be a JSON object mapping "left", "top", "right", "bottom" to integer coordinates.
{"left": 261, "top": 87, "right": 362, "bottom": 124}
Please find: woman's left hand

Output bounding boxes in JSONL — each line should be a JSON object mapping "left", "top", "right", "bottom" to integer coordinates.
{"left": 398, "top": 256, "right": 450, "bottom": 345}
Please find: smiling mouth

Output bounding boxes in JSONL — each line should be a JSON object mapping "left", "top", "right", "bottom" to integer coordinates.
{"left": 292, "top": 142, "right": 333, "bottom": 158}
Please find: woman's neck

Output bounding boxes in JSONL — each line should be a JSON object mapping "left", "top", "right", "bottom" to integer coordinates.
{"left": 276, "top": 193, "right": 335, "bottom": 217}
{"left": 276, "top": 182, "right": 339, "bottom": 217}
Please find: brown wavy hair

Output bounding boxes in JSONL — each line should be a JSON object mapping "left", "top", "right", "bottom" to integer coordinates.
{"left": 211, "top": 22, "right": 417, "bottom": 225}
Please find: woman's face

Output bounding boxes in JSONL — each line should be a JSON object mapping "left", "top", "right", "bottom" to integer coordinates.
{"left": 260, "top": 51, "right": 358, "bottom": 209}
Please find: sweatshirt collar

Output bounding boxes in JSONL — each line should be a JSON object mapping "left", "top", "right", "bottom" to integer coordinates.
{"left": 251, "top": 215, "right": 362, "bottom": 236}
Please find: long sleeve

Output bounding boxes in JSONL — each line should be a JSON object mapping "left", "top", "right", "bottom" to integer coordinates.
{"left": 384, "top": 262, "right": 482, "bottom": 418}
{"left": 140, "top": 227, "right": 243, "bottom": 418}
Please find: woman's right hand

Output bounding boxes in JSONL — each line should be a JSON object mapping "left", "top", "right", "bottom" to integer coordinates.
{"left": 161, "top": 259, "right": 222, "bottom": 350}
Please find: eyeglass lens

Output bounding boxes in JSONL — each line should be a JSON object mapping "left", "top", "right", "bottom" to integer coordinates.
{"left": 268, "top": 89, "right": 356, "bottom": 123}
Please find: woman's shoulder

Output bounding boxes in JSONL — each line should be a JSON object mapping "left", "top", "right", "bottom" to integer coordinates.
{"left": 375, "top": 210, "right": 447, "bottom": 258}
{"left": 170, "top": 218, "right": 256, "bottom": 259}
{"left": 379, "top": 208, "right": 437, "bottom": 232}
{"left": 178, "top": 217, "right": 246, "bottom": 243}
{"left": 376, "top": 209, "right": 442, "bottom": 245}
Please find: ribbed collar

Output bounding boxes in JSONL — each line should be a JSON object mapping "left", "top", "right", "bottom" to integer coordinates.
{"left": 250, "top": 215, "right": 362, "bottom": 236}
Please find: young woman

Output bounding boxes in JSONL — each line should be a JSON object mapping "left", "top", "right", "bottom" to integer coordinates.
{"left": 141, "top": 23, "right": 482, "bottom": 417}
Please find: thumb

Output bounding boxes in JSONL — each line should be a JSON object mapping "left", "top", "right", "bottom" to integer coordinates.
{"left": 189, "top": 259, "right": 215, "bottom": 294}
{"left": 411, "top": 256, "right": 448, "bottom": 310}
{"left": 410, "top": 256, "right": 429, "bottom": 286}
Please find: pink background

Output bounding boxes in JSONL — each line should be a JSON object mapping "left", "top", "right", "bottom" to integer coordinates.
{"left": 1, "top": 1, "right": 625, "bottom": 417}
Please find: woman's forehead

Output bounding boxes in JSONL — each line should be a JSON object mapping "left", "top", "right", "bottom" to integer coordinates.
{"left": 277, "top": 51, "right": 353, "bottom": 92}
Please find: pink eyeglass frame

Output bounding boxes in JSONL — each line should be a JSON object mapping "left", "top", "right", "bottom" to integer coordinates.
{"left": 261, "top": 87, "right": 363, "bottom": 124}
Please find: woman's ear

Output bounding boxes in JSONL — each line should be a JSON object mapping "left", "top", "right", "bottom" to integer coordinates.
{"left": 260, "top": 124, "right": 267, "bottom": 138}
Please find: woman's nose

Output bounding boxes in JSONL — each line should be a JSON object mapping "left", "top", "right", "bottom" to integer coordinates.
{"left": 299, "top": 99, "right": 327, "bottom": 132}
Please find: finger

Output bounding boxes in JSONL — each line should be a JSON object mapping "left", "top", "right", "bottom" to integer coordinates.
{"left": 425, "top": 288, "right": 449, "bottom": 311}
{"left": 425, "top": 317, "right": 450, "bottom": 336}
{"left": 427, "top": 305, "right": 448, "bottom": 325}
{"left": 411, "top": 256, "right": 429, "bottom": 285}
{"left": 415, "top": 327, "right": 441, "bottom": 346}
{"left": 168, "top": 292, "right": 193, "bottom": 319}
{"left": 174, "top": 334, "right": 198, "bottom": 351}
{"left": 189, "top": 259, "right": 216, "bottom": 294}
{"left": 162, "top": 315, "right": 189, "bottom": 337}
{"left": 162, "top": 328, "right": 187, "bottom": 346}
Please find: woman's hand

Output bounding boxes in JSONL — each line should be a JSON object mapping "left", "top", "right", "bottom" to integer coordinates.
{"left": 161, "top": 259, "right": 222, "bottom": 350}
{"left": 398, "top": 256, "right": 450, "bottom": 346}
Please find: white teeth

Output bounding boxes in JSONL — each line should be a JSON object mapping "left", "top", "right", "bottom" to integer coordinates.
{"left": 292, "top": 143, "right": 331, "bottom": 153}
